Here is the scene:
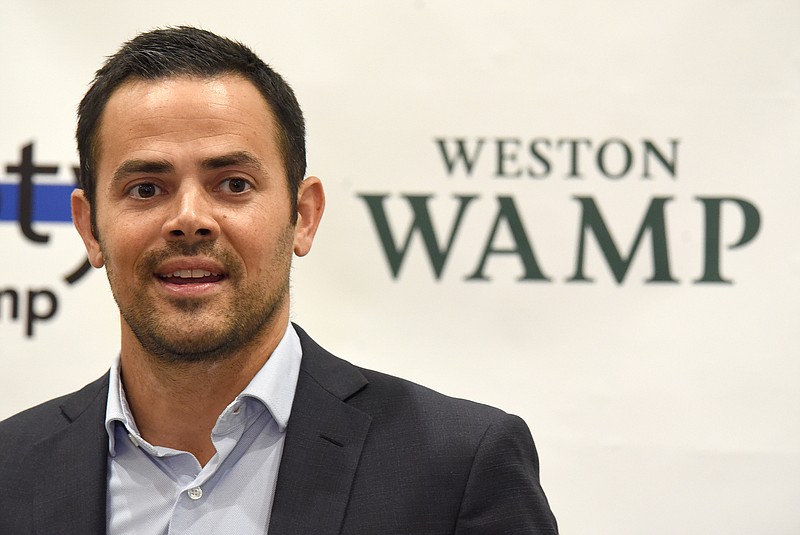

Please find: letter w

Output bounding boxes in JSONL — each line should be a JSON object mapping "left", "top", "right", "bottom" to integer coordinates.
{"left": 435, "top": 138, "right": 485, "bottom": 175}
{"left": 358, "top": 194, "right": 477, "bottom": 279}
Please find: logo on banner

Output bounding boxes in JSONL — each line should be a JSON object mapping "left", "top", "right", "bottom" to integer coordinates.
{"left": 1, "top": 142, "right": 91, "bottom": 337}
{"left": 357, "top": 137, "right": 761, "bottom": 284}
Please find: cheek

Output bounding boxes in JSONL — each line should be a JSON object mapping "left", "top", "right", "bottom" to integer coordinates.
{"left": 239, "top": 236, "right": 282, "bottom": 272}
{"left": 233, "top": 226, "right": 294, "bottom": 277}
{"left": 99, "top": 219, "right": 157, "bottom": 272}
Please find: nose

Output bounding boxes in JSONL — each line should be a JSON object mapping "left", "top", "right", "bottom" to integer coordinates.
{"left": 162, "top": 185, "right": 220, "bottom": 244}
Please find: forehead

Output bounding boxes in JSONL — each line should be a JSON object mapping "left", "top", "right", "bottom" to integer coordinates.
{"left": 95, "top": 74, "right": 283, "bottom": 172}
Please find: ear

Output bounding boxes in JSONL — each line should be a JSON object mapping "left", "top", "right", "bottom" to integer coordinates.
{"left": 293, "top": 176, "right": 325, "bottom": 257}
{"left": 71, "top": 189, "right": 104, "bottom": 268}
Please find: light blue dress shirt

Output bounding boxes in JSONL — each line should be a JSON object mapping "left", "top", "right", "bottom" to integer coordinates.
{"left": 105, "top": 324, "right": 302, "bottom": 534}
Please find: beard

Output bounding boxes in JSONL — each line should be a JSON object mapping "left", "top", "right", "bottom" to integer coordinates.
{"left": 102, "top": 230, "right": 293, "bottom": 364}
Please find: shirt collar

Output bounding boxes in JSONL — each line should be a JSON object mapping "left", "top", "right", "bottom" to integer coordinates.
{"left": 105, "top": 323, "right": 303, "bottom": 456}
{"left": 235, "top": 322, "right": 302, "bottom": 431}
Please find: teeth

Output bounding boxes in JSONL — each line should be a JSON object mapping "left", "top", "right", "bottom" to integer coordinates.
{"left": 167, "top": 269, "right": 216, "bottom": 278}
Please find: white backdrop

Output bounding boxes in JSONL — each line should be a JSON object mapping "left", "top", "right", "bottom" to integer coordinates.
{"left": 1, "top": 2, "right": 798, "bottom": 533}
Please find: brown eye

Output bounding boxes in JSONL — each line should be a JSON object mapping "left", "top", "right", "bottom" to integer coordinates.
{"left": 129, "top": 183, "right": 161, "bottom": 199}
{"left": 221, "top": 178, "right": 251, "bottom": 194}
{"left": 229, "top": 179, "right": 247, "bottom": 192}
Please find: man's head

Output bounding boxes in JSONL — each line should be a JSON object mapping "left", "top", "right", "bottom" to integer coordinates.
{"left": 77, "top": 26, "right": 306, "bottom": 224}
{"left": 71, "top": 27, "right": 324, "bottom": 364}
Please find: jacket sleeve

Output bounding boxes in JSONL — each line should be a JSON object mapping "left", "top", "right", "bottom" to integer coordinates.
{"left": 454, "top": 413, "right": 558, "bottom": 534}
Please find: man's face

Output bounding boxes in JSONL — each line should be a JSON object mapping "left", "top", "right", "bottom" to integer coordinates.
{"left": 73, "top": 75, "right": 318, "bottom": 361}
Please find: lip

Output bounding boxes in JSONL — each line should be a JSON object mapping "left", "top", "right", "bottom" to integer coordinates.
{"left": 153, "top": 257, "right": 228, "bottom": 297}
{"left": 155, "top": 257, "right": 227, "bottom": 277}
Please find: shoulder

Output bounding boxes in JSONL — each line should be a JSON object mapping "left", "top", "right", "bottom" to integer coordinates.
{"left": 0, "top": 374, "right": 109, "bottom": 449}
{"left": 350, "top": 363, "right": 557, "bottom": 532}
{"left": 294, "top": 327, "right": 558, "bottom": 532}
{"left": 357, "top": 365, "right": 512, "bottom": 432}
{"left": 0, "top": 374, "right": 109, "bottom": 530}
{"left": 0, "top": 394, "right": 72, "bottom": 448}
{"left": 295, "top": 323, "right": 525, "bottom": 448}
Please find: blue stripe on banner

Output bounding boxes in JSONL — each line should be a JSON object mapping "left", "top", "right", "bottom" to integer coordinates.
{"left": 0, "top": 183, "right": 74, "bottom": 222}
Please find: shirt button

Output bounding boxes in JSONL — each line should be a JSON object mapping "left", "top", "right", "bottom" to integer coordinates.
{"left": 188, "top": 487, "right": 203, "bottom": 500}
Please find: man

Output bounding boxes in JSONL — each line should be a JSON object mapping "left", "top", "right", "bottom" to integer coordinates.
{"left": 0, "top": 27, "right": 557, "bottom": 534}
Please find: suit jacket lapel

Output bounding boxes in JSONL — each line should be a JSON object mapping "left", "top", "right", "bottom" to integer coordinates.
{"left": 268, "top": 326, "right": 371, "bottom": 534}
{"left": 30, "top": 374, "right": 109, "bottom": 534}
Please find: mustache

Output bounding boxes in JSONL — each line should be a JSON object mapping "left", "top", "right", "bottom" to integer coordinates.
{"left": 139, "top": 241, "right": 242, "bottom": 277}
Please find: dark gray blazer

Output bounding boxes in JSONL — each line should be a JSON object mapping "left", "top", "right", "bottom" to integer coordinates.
{"left": 0, "top": 325, "right": 557, "bottom": 534}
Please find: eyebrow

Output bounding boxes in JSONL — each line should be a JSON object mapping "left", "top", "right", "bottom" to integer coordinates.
{"left": 113, "top": 159, "right": 173, "bottom": 183}
{"left": 201, "top": 151, "right": 266, "bottom": 173}
{"left": 112, "top": 151, "right": 267, "bottom": 183}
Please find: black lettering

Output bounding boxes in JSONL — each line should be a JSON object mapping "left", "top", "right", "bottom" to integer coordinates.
{"left": 643, "top": 139, "right": 679, "bottom": 178}
{"left": 435, "top": 138, "right": 485, "bottom": 176}
{"left": 569, "top": 196, "right": 677, "bottom": 284}
{"left": 694, "top": 197, "right": 761, "bottom": 284}
{"left": 26, "top": 289, "right": 58, "bottom": 337}
{"left": 527, "top": 138, "right": 552, "bottom": 178}
{"left": 358, "top": 193, "right": 477, "bottom": 279}
{"left": 495, "top": 138, "right": 523, "bottom": 178}
{"left": 64, "top": 257, "right": 93, "bottom": 285}
{"left": 0, "top": 288, "right": 20, "bottom": 320}
{"left": 596, "top": 138, "right": 633, "bottom": 179}
{"left": 6, "top": 142, "right": 59, "bottom": 243}
{"left": 467, "top": 196, "right": 550, "bottom": 281}
{"left": 556, "top": 138, "right": 591, "bottom": 178}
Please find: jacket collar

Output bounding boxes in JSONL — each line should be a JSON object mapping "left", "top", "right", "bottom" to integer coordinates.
{"left": 268, "top": 324, "right": 372, "bottom": 534}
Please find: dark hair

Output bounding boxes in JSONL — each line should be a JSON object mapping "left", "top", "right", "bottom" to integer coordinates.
{"left": 76, "top": 26, "right": 305, "bottom": 221}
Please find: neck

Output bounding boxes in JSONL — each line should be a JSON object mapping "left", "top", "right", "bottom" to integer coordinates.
{"left": 118, "top": 318, "right": 288, "bottom": 466}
